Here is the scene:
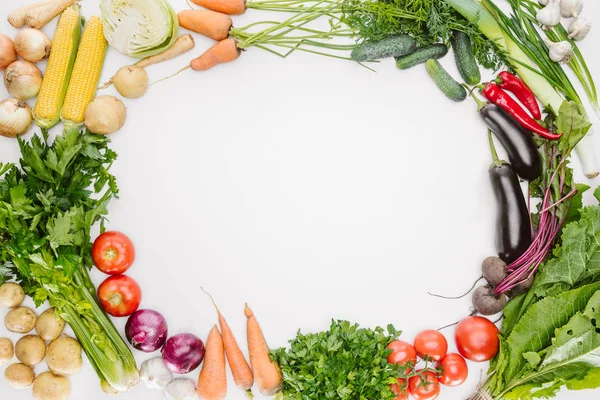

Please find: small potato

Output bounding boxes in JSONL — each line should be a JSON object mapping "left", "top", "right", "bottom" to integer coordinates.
{"left": 5, "top": 306, "right": 37, "bottom": 333}
{"left": 4, "top": 362, "right": 35, "bottom": 389}
{"left": 32, "top": 371, "right": 70, "bottom": 400}
{"left": 36, "top": 308, "right": 66, "bottom": 341}
{"left": 0, "top": 337, "right": 14, "bottom": 365}
{"left": 46, "top": 335, "right": 82, "bottom": 375}
{"left": 0, "top": 282, "right": 25, "bottom": 307}
{"left": 16, "top": 335, "right": 46, "bottom": 366}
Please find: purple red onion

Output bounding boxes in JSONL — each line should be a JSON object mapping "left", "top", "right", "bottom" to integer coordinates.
{"left": 161, "top": 333, "right": 205, "bottom": 374}
{"left": 125, "top": 309, "right": 168, "bottom": 352}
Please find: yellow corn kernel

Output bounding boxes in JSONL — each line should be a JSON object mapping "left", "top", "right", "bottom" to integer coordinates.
{"left": 61, "top": 16, "right": 108, "bottom": 126}
{"left": 33, "top": 6, "right": 82, "bottom": 129}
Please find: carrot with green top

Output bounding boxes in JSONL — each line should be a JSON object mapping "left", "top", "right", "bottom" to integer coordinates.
{"left": 178, "top": 10, "right": 232, "bottom": 41}
{"left": 197, "top": 325, "right": 227, "bottom": 400}
{"left": 191, "top": 0, "right": 246, "bottom": 15}
{"left": 191, "top": 38, "right": 241, "bottom": 71}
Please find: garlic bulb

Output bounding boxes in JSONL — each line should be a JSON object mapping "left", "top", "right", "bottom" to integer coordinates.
{"left": 4, "top": 60, "right": 43, "bottom": 100}
{"left": 560, "top": 0, "right": 583, "bottom": 18}
{"left": 568, "top": 17, "right": 591, "bottom": 41}
{"left": 140, "top": 357, "right": 173, "bottom": 390}
{"left": 0, "top": 98, "right": 32, "bottom": 138}
{"left": 538, "top": 0, "right": 549, "bottom": 5}
{"left": 13, "top": 29, "right": 51, "bottom": 63}
{"left": 544, "top": 38, "right": 574, "bottom": 64}
{"left": 164, "top": 378, "right": 196, "bottom": 400}
{"left": 537, "top": 0, "right": 561, "bottom": 29}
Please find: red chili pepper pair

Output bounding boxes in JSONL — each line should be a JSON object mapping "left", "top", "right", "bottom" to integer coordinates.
{"left": 482, "top": 72, "right": 561, "bottom": 141}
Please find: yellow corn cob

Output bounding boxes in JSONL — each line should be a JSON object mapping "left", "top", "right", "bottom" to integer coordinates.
{"left": 33, "top": 6, "right": 82, "bottom": 129}
{"left": 61, "top": 16, "right": 108, "bottom": 127}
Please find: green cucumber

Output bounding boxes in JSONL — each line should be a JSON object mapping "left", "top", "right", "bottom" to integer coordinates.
{"left": 452, "top": 31, "right": 481, "bottom": 85}
{"left": 426, "top": 59, "right": 467, "bottom": 102}
{"left": 351, "top": 35, "right": 417, "bottom": 62}
{"left": 395, "top": 43, "right": 448, "bottom": 70}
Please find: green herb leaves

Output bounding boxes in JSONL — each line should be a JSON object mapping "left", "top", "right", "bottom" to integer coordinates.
{"left": 271, "top": 320, "right": 403, "bottom": 399}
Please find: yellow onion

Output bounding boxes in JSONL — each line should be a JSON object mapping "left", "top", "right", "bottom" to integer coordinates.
{"left": 14, "top": 29, "right": 51, "bottom": 63}
{"left": 4, "top": 60, "right": 43, "bottom": 100}
{"left": 0, "top": 34, "right": 17, "bottom": 70}
{"left": 0, "top": 99, "right": 33, "bottom": 138}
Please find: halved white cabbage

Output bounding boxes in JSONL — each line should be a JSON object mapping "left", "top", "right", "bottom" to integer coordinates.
{"left": 100, "top": 0, "right": 179, "bottom": 58}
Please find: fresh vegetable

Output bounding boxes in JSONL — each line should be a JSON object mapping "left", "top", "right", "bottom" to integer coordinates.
{"left": 32, "top": 371, "right": 70, "bottom": 400}
{"left": 0, "top": 130, "right": 139, "bottom": 391}
{"left": 472, "top": 285, "right": 507, "bottom": 315}
{"left": 46, "top": 335, "right": 82, "bottom": 375}
{"left": 408, "top": 371, "right": 440, "bottom": 400}
{"left": 112, "top": 66, "right": 148, "bottom": 99}
{"left": 559, "top": 0, "right": 582, "bottom": 18}
{"left": 15, "top": 335, "right": 46, "bottom": 366}
{"left": 481, "top": 256, "right": 507, "bottom": 287}
{"left": 140, "top": 357, "right": 173, "bottom": 390}
{"left": 25, "top": 0, "right": 77, "bottom": 30}
{"left": 5, "top": 363, "right": 35, "bottom": 389}
{"left": 495, "top": 71, "right": 541, "bottom": 120}
{"left": 387, "top": 340, "right": 417, "bottom": 372}
{"left": 438, "top": 353, "right": 468, "bottom": 387}
{"left": 162, "top": 333, "right": 205, "bottom": 374}
{"left": 391, "top": 378, "right": 408, "bottom": 400}
{"left": 0, "top": 282, "right": 25, "bottom": 307}
{"left": 5, "top": 306, "right": 37, "bottom": 333}
{"left": 482, "top": 83, "right": 561, "bottom": 140}
{"left": 536, "top": 0, "right": 561, "bottom": 29}
{"left": 165, "top": 378, "right": 197, "bottom": 400}
{"left": 191, "top": 0, "right": 247, "bottom": 15}
{"left": 98, "top": 275, "right": 142, "bottom": 317}
{"left": 197, "top": 325, "right": 227, "bottom": 400}
{"left": 178, "top": 10, "right": 232, "bottom": 41}
{"left": 100, "top": 0, "right": 179, "bottom": 58}
{"left": 84, "top": 95, "right": 127, "bottom": 135}
{"left": 4, "top": 60, "right": 43, "bottom": 100}
{"left": 36, "top": 308, "right": 66, "bottom": 341}
{"left": 61, "top": 16, "right": 108, "bottom": 128}
{"left": 0, "top": 34, "right": 17, "bottom": 70}
{"left": 92, "top": 231, "right": 136, "bottom": 275}
{"left": 125, "top": 309, "right": 168, "bottom": 352}
{"left": 190, "top": 38, "right": 241, "bottom": 71}
{"left": 272, "top": 320, "right": 408, "bottom": 399}
{"left": 568, "top": 17, "right": 591, "bottom": 41}
{"left": 8, "top": 2, "right": 51, "bottom": 28}
{"left": 351, "top": 35, "right": 416, "bottom": 62}
{"left": 245, "top": 303, "right": 283, "bottom": 396}
{"left": 0, "top": 337, "right": 14, "bottom": 365}
{"left": 413, "top": 329, "right": 448, "bottom": 361}
{"left": 455, "top": 316, "right": 499, "bottom": 362}
{"left": 0, "top": 99, "right": 33, "bottom": 138}
{"left": 13, "top": 29, "right": 51, "bottom": 63}
{"left": 452, "top": 30, "right": 480, "bottom": 85}
{"left": 426, "top": 59, "right": 467, "bottom": 102}
{"left": 32, "top": 5, "right": 82, "bottom": 129}
{"left": 543, "top": 37, "right": 573, "bottom": 64}
{"left": 395, "top": 43, "right": 448, "bottom": 70}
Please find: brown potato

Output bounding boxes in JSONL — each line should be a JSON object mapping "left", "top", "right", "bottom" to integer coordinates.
{"left": 36, "top": 308, "right": 66, "bottom": 341}
{"left": 4, "top": 362, "right": 35, "bottom": 389}
{"left": 46, "top": 335, "right": 82, "bottom": 375}
{"left": 16, "top": 335, "right": 46, "bottom": 366}
{"left": 5, "top": 306, "right": 37, "bottom": 333}
{"left": 0, "top": 282, "right": 25, "bottom": 307}
{"left": 0, "top": 337, "right": 14, "bottom": 365}
{"left": 32, "top": 371, "right": 70, "bottom": 400}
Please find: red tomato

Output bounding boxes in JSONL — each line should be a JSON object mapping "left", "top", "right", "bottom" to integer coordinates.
{"left": 387, "top": 340, "right": 417, "bottom": 371}
{"left": 414, "top": 330, "right": 448, "bottom": 361}
{"left": 455, "top": 316, "right": 500, "bottom": 362}
{"left": 390, "top": 378, "right": 408, "bottom": 400}
{"left": 98, "top": 275, "right": 142, "bottom": 317}
{"left": 438, "top": 353, "right": 468, "bottom": 386}
{"left": 408, "top": 371, "right": 440, "bottom": 400}
{"left": 92, "top": 231, "right": 136, "bottom": 275}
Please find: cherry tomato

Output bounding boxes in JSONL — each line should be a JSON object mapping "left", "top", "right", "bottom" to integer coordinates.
{"left": 98, "top": 275, "right": 142, "bottom": 317}
{"left": 92, "top": 231, "right": 136, "bottom": 275}
{"left": 414, "top": 329, "right": 448, "bottom": 361}
{"left": 390, "top": 378, "right": 408, "bottom": 400}
{"left": 455, "top": 316, "right": 500, "bottom": 362}
{"left": 438, "top": 353, "right": 468, "bottom": 386}
{"left": 387, "top": 340, "right": 417, "bottom": 371}
{"left": 408, "top": 371, "right": 440, "bottom": 400}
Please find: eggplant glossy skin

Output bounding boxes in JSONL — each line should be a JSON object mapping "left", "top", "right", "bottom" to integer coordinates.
{"left": 490, "top": 162, "right": 532, "bottom": 264}
{"left": 481, "top": 104, "right": 541, "bottom": 181}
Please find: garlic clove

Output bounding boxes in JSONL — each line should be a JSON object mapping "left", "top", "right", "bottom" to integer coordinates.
{"left": 537, "top": 0, "right": 561, "bottom": 29}
{"left": 559, "top": 0, "right": 583, "bottom": 18}
{"left": 140, "top": 357, "right": 173, "bottom": 390}
{"left": 568, "top": 16, "right": 592, "bottom": 41}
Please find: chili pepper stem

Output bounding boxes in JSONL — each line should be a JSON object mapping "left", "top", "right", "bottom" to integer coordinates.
{"left": 467, "top": 86, "right": 487, "bottom": 111}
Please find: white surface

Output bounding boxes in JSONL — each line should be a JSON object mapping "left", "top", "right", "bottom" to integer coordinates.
{"left": 0, "top": 0, "right": 599, "bottom": 399}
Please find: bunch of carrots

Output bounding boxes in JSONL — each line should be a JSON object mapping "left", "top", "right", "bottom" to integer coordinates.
{"left": 198, "top": 290, "right": 283, "bottom": 399}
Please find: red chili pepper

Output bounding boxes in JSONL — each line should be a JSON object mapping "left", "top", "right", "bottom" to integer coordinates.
{"left": 481, "top": 83, "right": 561, "bottom": 141}
{"left": 495, "top": 71, "right": 542, "bottom": 120}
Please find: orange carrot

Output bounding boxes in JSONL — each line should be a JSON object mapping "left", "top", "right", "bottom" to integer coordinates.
{"left": 202, "top": 289, "right": 254, "bottom": 396}
{"left": 190, "top": 38, "right": 241, "bottom": 71}
{"left": 178, "top": 10, "right": 232, "bottom": 41}
{"left": 244, "top": 304, "right": 283, "bottom": 396}
{"left": 197, "top": 325, "right": 227, "bottom": 400}
{"left": 190, "top": 0, "right": 246, "bottom": 15}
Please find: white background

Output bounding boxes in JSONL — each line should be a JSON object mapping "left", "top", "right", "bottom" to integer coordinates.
{"left": 0, "top": 0, "right": 599, "bottom": 399}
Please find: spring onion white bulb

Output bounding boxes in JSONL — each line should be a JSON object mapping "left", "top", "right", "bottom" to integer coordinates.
{"left": 0, "top": 98, "right": 32, "bottom": 137}
{"left": 4, "top": 60, "right": 43, "bottom": 100}
{"left": 568, "top": 17, "right": 591, "bottom": 41}
{"left": 164, "top": 378, "right": 196, "bottom": 400}
{"left": 543, "top": 38, "right": 574, "bottom": 64}
{"left": 537, "top": 0, "right": 561, "bottom": 29}
{"left": 559, "top": 0, "right": 583, "bottom": 18}
{"left": 140, "top": 357, "right": 173, "bottom": 390}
